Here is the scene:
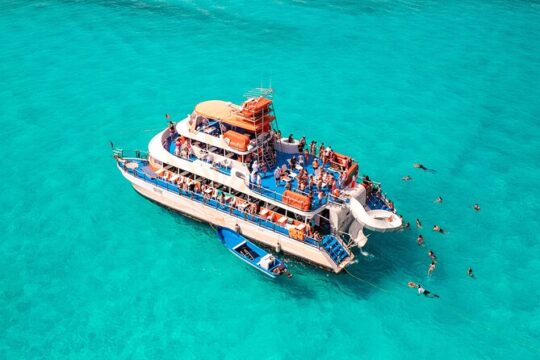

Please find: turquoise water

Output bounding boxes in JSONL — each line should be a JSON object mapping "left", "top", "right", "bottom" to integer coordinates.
{"left": 1, "top": 0, "right": 540, "bottom": 358}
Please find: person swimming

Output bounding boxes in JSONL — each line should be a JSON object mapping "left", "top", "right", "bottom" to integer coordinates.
{"left": 417, "top": 284, "right": 439, "bottom": 298}
{"left": 416, "top": 218, "right": 422, "bottom": 228}
{"left": 428, "top": 250, "right": 437, "bottom": 261}
{"left": 435, "top": 196, "right": 443, "bottom": 203}
{"left": 402, "top": 175, "right": 412, "bottom": 181}
{"left": 403, "top": 222, "right": 411, "bottom": 230}
{"left": 473, "top": 204, "right": 481, "bottom": 211}
{"left": 413, "top": 163, "right": 436, "bottom": 172}
{"left": 427, "top": 261, "right": 436, "bottom": 276}
{"left": 417, "top": 235, "right": 424, "bottom": 246}
{"left": 467, "top": 267, "right": 475, "bottom": 279}
{"left": 432, "top": 225, "right": 445, "bottom": 233}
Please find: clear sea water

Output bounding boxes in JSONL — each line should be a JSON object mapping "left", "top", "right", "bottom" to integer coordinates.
{"left": 1, "top": 0, "right": 540, "bottom": 358}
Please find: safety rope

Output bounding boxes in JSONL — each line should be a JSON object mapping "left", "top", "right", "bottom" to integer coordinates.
{"left": 344, "top": 268, "right": 393, "bottom": 293}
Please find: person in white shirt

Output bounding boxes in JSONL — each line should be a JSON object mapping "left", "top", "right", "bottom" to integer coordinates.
{"left": 298, "top": 153, "right": 304, "bottom": 167}
{"left": 274, "top": 167, "right": 282, "bottom": 187}
{"left": 252, "top": 160, "right": 259, "bottom": 173}
{"left": 417, "top": 284, "right": 439, "bottom": 298}
{"left": 256, "top": 172, "right": 262, "bottom": 190}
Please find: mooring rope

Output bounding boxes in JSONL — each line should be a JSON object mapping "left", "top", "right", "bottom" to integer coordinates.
{"left": 344, "top": 268, "right": 393, "bottom": 293}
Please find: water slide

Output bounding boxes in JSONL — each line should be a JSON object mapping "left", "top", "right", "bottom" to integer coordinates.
{"left": 348, "top": 197, "right": 402, "bottom": 232}
{"left": 348, "top": 220, "right": 368, "bottom": 247}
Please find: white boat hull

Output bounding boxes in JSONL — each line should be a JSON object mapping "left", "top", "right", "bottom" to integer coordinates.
{"left": 120, "top": 166, "right": 348, "bottom": 272}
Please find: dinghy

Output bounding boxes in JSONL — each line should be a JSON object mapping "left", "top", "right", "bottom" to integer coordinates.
{"left": 217, "top": 226, "right": 288, "bottom": 278}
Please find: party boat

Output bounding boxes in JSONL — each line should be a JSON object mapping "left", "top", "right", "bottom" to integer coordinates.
{"left": 113, "top": 89, "right": 402, "bottom": 273}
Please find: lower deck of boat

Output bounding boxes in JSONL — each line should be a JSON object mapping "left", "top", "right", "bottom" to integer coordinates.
{"left": 120, "top": 162, "right": 354, "bottom": 272}
{"left": 134, "top": 189, "right": 349, "bottom": 274}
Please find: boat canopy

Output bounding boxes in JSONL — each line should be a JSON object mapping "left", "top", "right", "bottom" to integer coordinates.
{"left": 194, "top": 99, "right": 274, "bottom": 133}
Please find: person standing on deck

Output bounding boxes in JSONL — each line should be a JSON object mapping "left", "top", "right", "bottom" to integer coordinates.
{"left": 298, "top": 153, "right": 305, "bottom": 167}
{"left": 274, "top": 167, "right": 282, "bottom": 187}
{"left": 252, "top": 160, "right": 259, "bottom": 174}
{"left": 310, "top": 141, "right": 317, "bottom": 156}
{"left": 298, "top": 136, "right": 306, "bottom": 152}
{"left": 256, "top": 172, "right": 262, "bottom": 190}
{"left": 319, "top": 143, "right": 325, "bottom": 159}
{"left": 250, "top": 171, "right": 257, "bottom": 189}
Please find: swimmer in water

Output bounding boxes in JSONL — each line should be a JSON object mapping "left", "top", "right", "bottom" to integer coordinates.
{"left": 428, "top": 250, "right": 437, "bottom": 261}
{"left": 416, "top": 218, "right": 422, "bottom": 228}
{"left": 432, "top": 225, "right": 445, "bottom": 233}
{"left": 435, "top": 196, "right": 443, "bottom": 203}
{"left": 403, "top": 222, "right": 411, "bottom": 230}
{"left": 417, "top": 284, "right": 439, "bottom": 298}
{"left": 402, "top": 175, "right": 412, "bottom": 181}
{"left": 473, "top": 204, "right": 481, "bottom": 212}
{"left": 428, "top": 261, "right": 436, "bottom": 276}
{"left": 417, "top": 235, "right": 424, "bottom": 246}
{"left": 413, "top": 163, "right": 436, "bottom": 173}
{"left": 467, "top": 267, "right": 475, "bottom": 279}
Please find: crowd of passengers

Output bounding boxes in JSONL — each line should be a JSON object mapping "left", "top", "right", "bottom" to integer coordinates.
{"left": 273, "top": 130, "right": 352, "bottom": 167}
{"left": 173, "top": 135, "right": 193, "bottom": 159}
{"left": 154, "top": 167, "right": 324, "bottom": 240}
{"left": 167, "top": 121, "right": 356, "bottom": 205}
{"left": 246, "top": 130, "right": 357, "bottom": 205}
{"left": 169, "top": 121, "right": 256, "bottom": 164}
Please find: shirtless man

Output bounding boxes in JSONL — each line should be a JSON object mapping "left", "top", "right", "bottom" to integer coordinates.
{"left": 413, "top": 163, "right": 436, "bottom": 173}
{"left": 428, "top": 261, "right": 436, "bottom": 276}
{"left": 432, "top": 225, "right": 445, "bottom": 234}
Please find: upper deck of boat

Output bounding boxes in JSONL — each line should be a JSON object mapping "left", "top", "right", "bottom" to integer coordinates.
{"left": 164, "top": 132, "right": 353, "bottom": 211}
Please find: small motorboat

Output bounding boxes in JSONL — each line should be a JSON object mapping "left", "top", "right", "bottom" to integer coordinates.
{"left": 217, "top": 226, "right": 288, "bottom": 278}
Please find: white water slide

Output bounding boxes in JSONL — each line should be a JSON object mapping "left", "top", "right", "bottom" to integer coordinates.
{"left": 348, "top": 198, "right": 402, "bottom": 232}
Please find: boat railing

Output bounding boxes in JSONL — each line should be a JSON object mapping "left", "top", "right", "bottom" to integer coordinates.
{"left": 120, "top": 161, "right": 325, "bottom": 250}
{"left": 315, "top": 213, "right": 352, "bottom": 256}
{"left": 164, "top": 133, "right": 237, "bottom": 175}
{"left": 336, "top": 230, "right": 357, "bottom": 248}
{"left": 113, "top": 148, "right": 148, "bottom": 160}
{"left": 246, "top": 180, "right": 348, "bottom": 211}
